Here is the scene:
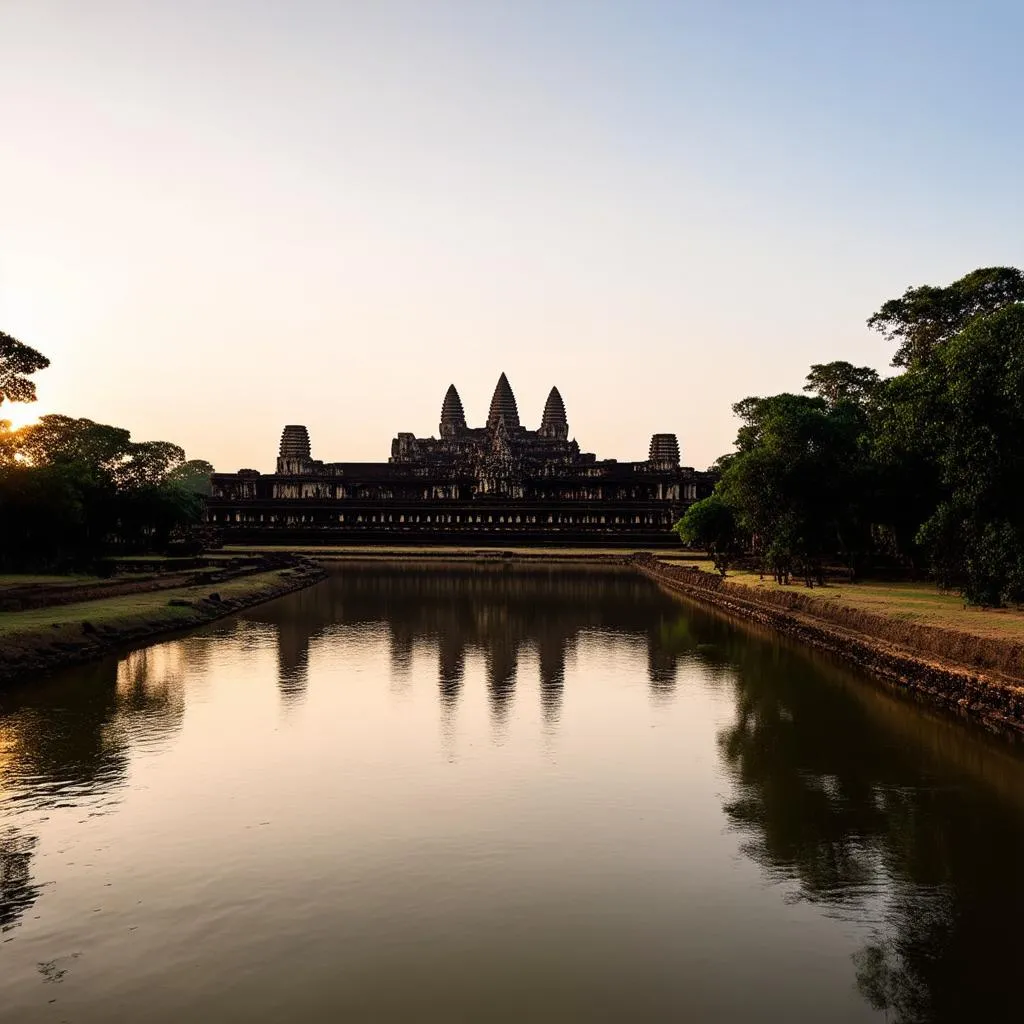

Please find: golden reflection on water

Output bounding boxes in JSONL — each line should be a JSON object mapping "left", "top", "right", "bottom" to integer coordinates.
{"left": 2, "top": 563, "right": 1024, "bottom": 1022}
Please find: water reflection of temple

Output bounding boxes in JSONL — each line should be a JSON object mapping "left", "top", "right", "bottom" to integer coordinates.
{"left": 438, "top": 634, "right": 464, "bottom": 708}
{"left": 275, "top": 615, "right": 311, "bottom": 704}
{"left": 244, "top": 563, "right": 697, "bottom": 722}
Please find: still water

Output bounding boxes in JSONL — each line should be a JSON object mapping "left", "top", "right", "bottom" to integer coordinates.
{"left": 3, "top": 563, "right": 1024, "bottom": 1023}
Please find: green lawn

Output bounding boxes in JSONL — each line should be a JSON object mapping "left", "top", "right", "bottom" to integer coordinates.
{"left": 679, "top": 560, "right": 1024, "bottom": 641}
{"left": 0, "top": 574, "right": 102, "bottom": 590}
{"left": 0, "top": 569, "right": 296, "bottom": 639}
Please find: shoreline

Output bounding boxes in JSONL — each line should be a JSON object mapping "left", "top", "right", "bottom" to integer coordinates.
{"left": 0, "top": 558, "right": 327, "bottom": 686}
{"left": 7, "top": 549, "right": 1024, "bottom": 739}
{"left": 627, "top": 553, "right": 1024, "bottom": 736}
{"left": 223, "top": 545, "right": 689, "bottom": 563}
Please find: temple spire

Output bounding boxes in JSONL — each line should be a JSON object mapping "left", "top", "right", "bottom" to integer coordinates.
{"left": 277, "top": 424, "right": 312, "bottom": 473}
{"left": 439, "top": 384, "right": 466, "bottom": 438}
{"left": 486, "top": 372, "right": 520, "bottom": 431}
{"left": 279, "top": 424, "right": 311, "bottom": 459}
{"left": 540, "top": 386, "right": 568, "bottom": 439}
{"left": 648, "top": 433, "right": 680, "bottom": 466}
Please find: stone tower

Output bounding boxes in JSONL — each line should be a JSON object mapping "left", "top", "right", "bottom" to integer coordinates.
{"left": 279, "top": 425, "right": 311, "bottom": 459}
{"left": 648, "top": 433, "right": 680, "bottom": 466}
{"left": 439, "top": 384, "right": 467, "bottom": 439}
{"left": 487, "top": 372, "right": 520, "bottom": 431}
{"left": 539, "top": 386, "right": 569, "bottom": 440}
{"left": 278, "top": 424, "right": 312, "bottom": 473}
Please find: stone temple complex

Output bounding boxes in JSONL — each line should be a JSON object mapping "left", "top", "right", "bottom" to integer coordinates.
{"left": 208, "top": 374, "right": 714, "bottom": 545}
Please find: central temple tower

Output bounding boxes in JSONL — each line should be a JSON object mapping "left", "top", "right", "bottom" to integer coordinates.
{"left": 486, "top": 372, "right": 520, "bottom": 431}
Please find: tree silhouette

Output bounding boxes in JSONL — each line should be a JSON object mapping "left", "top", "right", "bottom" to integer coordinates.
{"left": 0, "top": 330, "right": 49, "bottom": 406}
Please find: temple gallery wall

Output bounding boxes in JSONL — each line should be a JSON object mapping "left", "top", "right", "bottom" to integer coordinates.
{"left": 208, "top": 374, "right": 714, "bottom": 545}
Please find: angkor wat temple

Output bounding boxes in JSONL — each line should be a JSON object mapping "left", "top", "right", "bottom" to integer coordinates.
{"left": 208, "top": 373, "right": 714, "bottom": 545}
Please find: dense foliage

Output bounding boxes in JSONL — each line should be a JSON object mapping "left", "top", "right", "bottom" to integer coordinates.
{"left": 0, "top": 335, "right": 211, "bottom": 571}
{"left": 0, "top": 330, "right": 50, "bottom": 405}
{"left": 673, "top": 493, "right": 738, "bottom": 577}
{"left": 676, "top": 266, "right": 1024, "bottom": 605}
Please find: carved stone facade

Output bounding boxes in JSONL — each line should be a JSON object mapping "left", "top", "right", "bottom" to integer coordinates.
{"left": 208, "top": 374, "right": 715, "bottom": 545}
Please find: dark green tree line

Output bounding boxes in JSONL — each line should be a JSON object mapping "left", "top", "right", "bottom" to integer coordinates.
{"left": 0, "top": 332, "right": 212, "bottom": 571}
{"left": 677, "top": 266, "right": 1024, "bottom": 605}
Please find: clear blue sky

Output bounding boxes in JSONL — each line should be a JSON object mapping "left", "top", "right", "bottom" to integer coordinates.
{"left": 2, "top": 1, "right": 1021, "bottom": 470}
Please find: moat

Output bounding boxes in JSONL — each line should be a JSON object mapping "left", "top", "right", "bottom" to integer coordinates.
{"left": 3, "top": 564, "right": 1024, "bottom": 1022}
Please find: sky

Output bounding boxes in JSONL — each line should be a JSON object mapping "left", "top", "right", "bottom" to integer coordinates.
{"left": 2, "top": 1, "right": 1022, "bottom": 472}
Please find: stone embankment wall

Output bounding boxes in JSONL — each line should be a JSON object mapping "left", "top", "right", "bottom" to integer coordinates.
{"left": 627, "top": 553, "right": 1024, "bottom": 735}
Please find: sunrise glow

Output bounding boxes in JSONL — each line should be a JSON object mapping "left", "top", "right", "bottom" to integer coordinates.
{"left": 2, "top": 404, "right": 45, "bottom": 430}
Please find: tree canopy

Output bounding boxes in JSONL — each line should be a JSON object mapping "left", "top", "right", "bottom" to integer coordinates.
{"left": 0, "top": 334, "right": 213, "bottom": 571}
{"left": 913, "top": 304, "right": 1024, "bottom": 604}
{"left": 0, "top": 330, "right": 50, "bottom": 405}
{"left": 714, "top": 387, "right": 872, "bottom": 583}
{"left": 0, "top": 416, "right": 212, "bottom": 570}
{"left": 803, "top": 361, "right": 880, "bottom": 408}
{"left": 699, "top": 266, "right": 1024, "bottom": 603}
{"left": 674, "top": 493, "right": 737, "bottom": 576}
{"left": 867, "top": 266, "right": 1024, "bottom": 369}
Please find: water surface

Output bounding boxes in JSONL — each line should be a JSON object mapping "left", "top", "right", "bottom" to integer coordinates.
{"left": 3, "top": 563, "right": 1024, "bottom": 1022}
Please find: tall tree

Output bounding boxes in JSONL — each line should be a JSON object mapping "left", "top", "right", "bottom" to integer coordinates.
{"left": 803, "top": 361, "right": 880, "bottom": 408}
{"left": 916, "top": 304, "right": 1024, "bottom": 604}
{"left": 1, "top": 415, "right": 210, "bottom": 569}
{"left": 116, "top": 440, "right": 186, "bottom": 488}
{"left": 868, "top": 369, "right": 945, "bottom": 564}
{"left": 0, "top": 330, "right": 49, "bottom": 405}
{"left": 17, "top": 415, "right": 133, "bottom": 476}
{"left": 717, "top": 392, "right": 871, "bottom": 583}
{"left": 166, "top": 459, "right": 215, "bottom": 496}
{"left": 867, "top": 266, "right": 1024, "bottom": 369}
{"left": 674, "top": 493, "right": 738, "bottom": 575}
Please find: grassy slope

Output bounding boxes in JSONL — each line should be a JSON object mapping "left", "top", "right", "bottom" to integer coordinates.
{"left": 683, "top": 560, "right": 1024, "bottom": 642}
{"left": 0, "top": 574, "right": 102, "bottom": 589}
{"left": 0, "top": 569, "right": 296, "bottom": 641}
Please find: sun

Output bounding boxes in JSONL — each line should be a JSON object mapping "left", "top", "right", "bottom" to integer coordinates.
{"left": 1, "top": 403, "right": 46, "bottom": 430}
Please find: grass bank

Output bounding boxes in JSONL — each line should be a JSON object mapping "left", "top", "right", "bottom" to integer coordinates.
{"left": 631, "top": 554, "right": 1024, "bottom": 735}
{"left": 0, "top": 560, "right": 326, "bottom": 684}
{"left": 690, "top": 562, "right": 1024, "bottom": 642}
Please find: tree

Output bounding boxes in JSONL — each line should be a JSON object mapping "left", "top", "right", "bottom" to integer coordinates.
{"left": 716, "top": 392, "right": 871, "bottom": 584}
{"left": 166, "top": 459, "right": 214, "bottom": 496}
{"left": 914, "top": 304, "right": 1024, "bottom": 604}
{"left": 0, "top": 330, "right": 49, "bottom": 405}
{"left": 0, "top": 414, "right": 211, "bottom": 569}
{"left": 0, "top": 462, "right": 92, "bottom": 570}
{"left": 803, "top": 361, "right": 881, "bottom": 408}
{"left": 867, "top": 266, "right": 1024, "bottom": 369}
{"left": 0, "top": 335, "right": 215, "bottom": 570}
{"left": 0, "top": 419, "right": 19, "bottom": 467}
{"left": 691, "top": 265, "right": 1024, "bottom": 599}
{"left": 116, "top": 440, "right": 185, "bottom": 488}
{"left": 863, "top": 369, "right": 946, "bottom": 566}
{"left": 17, "top": 415, "right": 133, "bottom": 474}
{"left": 674, "top": 494, "right": 738, "bottom": 576}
